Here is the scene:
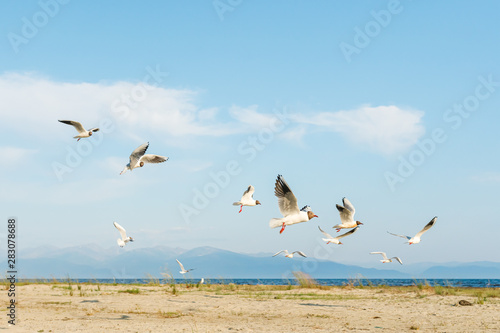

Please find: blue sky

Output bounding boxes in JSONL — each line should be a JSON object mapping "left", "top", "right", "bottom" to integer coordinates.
{"left": 1, "top": 1, "right": 499, "bottom": 269}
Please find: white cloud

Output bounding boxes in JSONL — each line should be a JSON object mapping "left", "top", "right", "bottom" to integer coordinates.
{"left": 294, "top": 105, "right": 425, "bottom": 155}
{"left": 0, "top": 73, "right": 240, "bottom": 142}
{"left": 0, "top": 146, "right": 37, "bottom": 165}
{"left": 471, "top": 172, "right": 500, "bottom": 183}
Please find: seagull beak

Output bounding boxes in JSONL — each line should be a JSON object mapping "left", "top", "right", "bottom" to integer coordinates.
{"left": 313, "top": 215, "right": 318, "bottom": 218}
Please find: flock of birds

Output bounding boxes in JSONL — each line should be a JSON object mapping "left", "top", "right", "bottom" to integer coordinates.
{"left": 60, "top": 119, "right": 438, "bottom": 274}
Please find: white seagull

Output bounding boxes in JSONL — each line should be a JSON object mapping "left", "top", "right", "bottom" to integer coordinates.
{"left": 333, "top": 197, "right": 363, "bottom": 232}
{"left": 120, "top": 142, "right": 168, "bottom": 175}
{"left": 318, "top": 225, "right": 359, "bottom": 245}
{"left": 388, "top": 216, "right": 437, "bottom": 245}
{"left": 176, "top": 259, "right": 194, "bottom": 274}
{"left": 233, "top": 185, "right": 261, "bottom": 213}
{"left": 113, "top": 222, "right": 134, "bottom": 247}
{"left": 370, "top": 252, "right": 403, "bottom": 265}
{"left": 269, "top": 175, "right": 318, "bottom": 234}
{"left": 272, "top": 250, "right": 307, "bottom": 258}
{"left": 59, "top": 120, "right": 99, "bottom": 141}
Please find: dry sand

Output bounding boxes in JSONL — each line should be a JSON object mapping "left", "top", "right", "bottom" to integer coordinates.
{"left": 3, "top": 283, "right": 499, "bottom": 332}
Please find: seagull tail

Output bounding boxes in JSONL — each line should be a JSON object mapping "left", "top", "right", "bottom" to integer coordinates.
{"left": 269, "top": 218, "right": 285, "bottom": 229}
{"left": 233, "top": 202, "right": 241, "bottom": 206}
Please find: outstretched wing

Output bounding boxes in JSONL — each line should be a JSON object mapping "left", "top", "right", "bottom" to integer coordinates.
{"left": 141, "top": 154, "right": 168, "bottom": 164}
{"left": 336, "top": 202, "right": 354, "bottom": 224}
{"left": 89, "top": 127, "right": 99, "bottom": 133}
{"left": 318, "top": 226, "right": 332, "bottom": 239}
{"left": 370, "top": 251, "right": 388, "bottom": 260}
{"left": 293, "top": 251, "right": 307, "bottom": 257}
{"left": 176, "top": 259, "right": 185, "bottom": 271}
{"left": 241, "top": 185, "right": 255, "bottom": 200}
{"left": 415, "top": 216, "right": 437, "bottom": 238}
{"left": 274, "top": 175, "right": 300, "bottom": 216}
{"left": 59, "top": 120, "right": 85, "bottom": 134}
{"left": 273, "top": 250, "right": 287, "bottom": 257}
{"left": 129, "top": 142, "right": 149, "bottom": 167}
{"left": 387, "top": 231, "right": 411, "bottom": 240}
{"left": 342, "top": 197, "right": 356, "bottom": 215}
{"left": 391, "top": 257, "right": 403, "bottom": 265}
{"left": 336, "top": 226, "right": 359, "bottom": 239}
{"left": 113, "top": 222, "right": 127, "bottom": 240}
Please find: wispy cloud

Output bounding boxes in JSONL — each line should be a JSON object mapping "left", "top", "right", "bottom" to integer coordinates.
{"left": 0, "top": 146, "right": 37, "bottom": 165}
{"left": 294, "top": 105, "right": 425, "bottom": 155}
{"left": 1, "top": 73, "right": 425, "bottom": 156}
{"left": 471, "top": 172, "right": 500, "bottom": 183}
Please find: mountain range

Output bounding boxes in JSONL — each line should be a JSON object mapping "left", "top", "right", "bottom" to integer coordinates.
{"left": 6, "top": 244, "right": 500, "bottom": 279}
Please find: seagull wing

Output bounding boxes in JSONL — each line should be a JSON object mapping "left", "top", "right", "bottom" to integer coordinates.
{"left": 59, "top": 120, "right": 85, "bottom": 134}
{"left": 140, "top": 154, "right": 168, "bottom": 164}
{"left": 336, "top": 226, "right": 359, "bottom": 239}
{"left": 88, "top": 127, "right": 100, "bottom": 133}
{"left": 293, "top": 251, "right": 307, "bottom": 257}
{"left": 342, "top": 197, "right": 356, "bottom": 215}
{"left": 113, "top": 222, "right": 127, "bottom": 240}
{"left": 414, "top": 216, "right": 437, "bottom": 238}
{"left": 387, "top": 231, "right": 411, "bottom": 240}
{"left": 274, "top": 175, "right": 300, "bottom": 216}
{"left": 336, "top": 203, "right": 354, "bottom": 224}
{"left": 176, "top": 259, "right": 185, "bottom": 271}
{"left": 273, "top": 250, "right": 287, "bottom": 257}
{"left": 241, "top": 185, "right": 255, "bottom": 201}
{"left": 370, "top": 251, "right": 388, "bottom": 260}
{"left": 391, "top": 257, "right": 403, "bottom": 265}
{"left": 318, "top": 226, "right": 333, "bottom": 239}
{"left": 129, "top": 142, "right": 149, "bottom": 167}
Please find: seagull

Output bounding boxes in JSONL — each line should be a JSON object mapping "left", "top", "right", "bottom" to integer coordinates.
{"left": 272, "top": 250, "right": 307, "bottom": 258}
{"left": 113, "top": 222, "right": 134, "bottom": 247}
{"left": 269, "top": 175, "right": 318, "bottom": 234}
{"left": 233, "top": 185, "right": 261, "bottom": 213}
{"left": 333, "top": 197, "right": 363, "bottom": 232}
{"left": 176, "top": 259, "right": 194, "bottom": 274}
{"left": 58, "top": 120, "right": 99, "bottom": 141}
{"left": 370, "top": 252, "right": 403, "bottom": 265}
{"left": 318, "top": 225, "right": 359, "bottom": 245}
{"left": 120, "top": 142, "right": 168, "bottom": 175}
{"left": 388, "top": 216, "right": 437, "bottom": 245}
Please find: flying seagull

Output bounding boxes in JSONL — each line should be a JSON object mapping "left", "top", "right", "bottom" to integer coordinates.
{"left": 113, "top": 222, "right": 134, "bottom": 247}
{"left": 272, "top": 250, "right": 307, "bottom": 258}
{"left": 318, "top": 225, "right": 359, "bottom": 245}
{"left": 120, "top": 142, "right": 168, "bottom": 174}
{"left": 388, "top": 216, "right": 437, "bottom": 245}
{"left": 58, "top": 120, "right": 99, "bottom": 141}
{"left": 269, "top": 175, "right": 317, "bottom": 234}
{"left": 233, "top": 185, "right": 261, "bottom": 213}
{"left": 333, "top": 197, "right": 363, "bottom": 232}
{"left": 176, "top": 259, "right": 194, "bottom": 274}
{"left": 370, "top": 252, "right": 403, "bottom": 265}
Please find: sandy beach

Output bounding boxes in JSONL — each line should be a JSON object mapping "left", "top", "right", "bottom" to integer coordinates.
{"left": 3, "top": 282, "right": 499, "bottom": 332}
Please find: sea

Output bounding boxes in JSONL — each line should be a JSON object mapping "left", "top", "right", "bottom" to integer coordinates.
{"left": 18, "top": 278, "right": 500, "bottom": 288}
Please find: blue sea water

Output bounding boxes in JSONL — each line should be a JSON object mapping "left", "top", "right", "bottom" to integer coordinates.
{"left": 20, "top": 278, "right": 500, "bottom": 288}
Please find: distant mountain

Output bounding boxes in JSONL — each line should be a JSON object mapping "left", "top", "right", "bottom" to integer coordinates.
{"left": 4, "top": 245, "right": 499, "bottom": 279}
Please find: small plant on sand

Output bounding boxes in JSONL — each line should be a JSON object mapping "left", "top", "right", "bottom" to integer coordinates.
{"left": 292, "top": 271, "right": 318, "bottom": 288}
{"left": 119, "top": 288, "right": 140, "bottom": 294}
